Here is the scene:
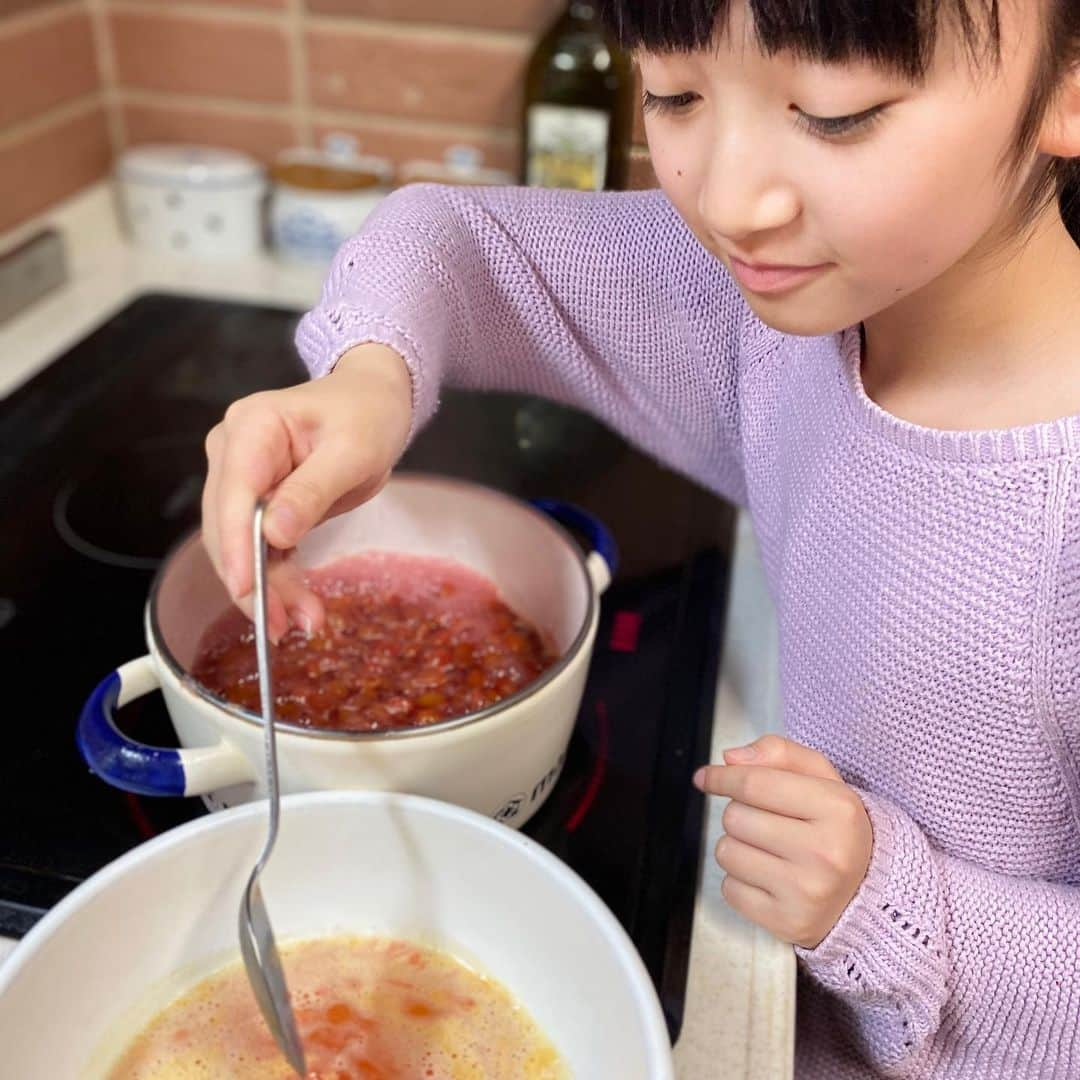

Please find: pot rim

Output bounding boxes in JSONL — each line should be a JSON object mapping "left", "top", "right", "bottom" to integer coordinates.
{"left": 147, "top": 473, "right": 599, "bottom": 742}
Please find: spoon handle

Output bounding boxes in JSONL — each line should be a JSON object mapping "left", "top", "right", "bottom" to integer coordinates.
{"left": 252, "top": 499, "right": 281, "bottom": 870}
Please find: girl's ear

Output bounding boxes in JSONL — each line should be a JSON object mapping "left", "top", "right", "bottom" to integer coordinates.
{"left": 1039, "top": 62, "right": 1080, "bottom": 158}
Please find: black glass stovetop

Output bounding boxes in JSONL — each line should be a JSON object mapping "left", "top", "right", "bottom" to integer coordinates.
{"left": 0, "top": 293, "right": 735, "bottom": 1040}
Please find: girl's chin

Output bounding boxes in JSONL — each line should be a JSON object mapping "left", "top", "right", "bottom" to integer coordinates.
{"left": 744, "top": 295, "right": 859, "bottom": 337}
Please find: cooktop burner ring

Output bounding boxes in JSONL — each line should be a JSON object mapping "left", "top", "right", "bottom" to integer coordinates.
{"left": 53, "top": 483, "right": 162, "bottom": 570}
{"left": 51, "top": 433, "right": 207, "bottom": 570}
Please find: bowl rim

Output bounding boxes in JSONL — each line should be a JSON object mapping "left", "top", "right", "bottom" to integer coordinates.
{"left": 147, "top": 472, "right": 599, "bottom": 742}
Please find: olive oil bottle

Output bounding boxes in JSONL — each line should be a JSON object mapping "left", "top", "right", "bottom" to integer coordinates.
{"left": 521, "top": 1, "right": 634, "bottom": 191}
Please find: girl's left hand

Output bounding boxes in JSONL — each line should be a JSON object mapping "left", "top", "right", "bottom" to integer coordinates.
{"left": 693, "top": 734, "right": 874, "bottom": 949}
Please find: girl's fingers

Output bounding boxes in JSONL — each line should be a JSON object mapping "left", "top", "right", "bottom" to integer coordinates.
{"left": 266, "top": 588, "right": 290, "bottom": 645}
{"left": 719, "top": 873, "right": 775, "bottom": 925}
{"left": 720, "top": 800, "right": 811, "bottom": 860}
{"left": 715, "top": 834, "right": 786, "bottom": 896}
{"left": 201, "top": 424, "right": 226, "bottom": 580}
{"left": 231, "top": 555, "right": 324, "bottom": 643}
{"left": 268, "top": 560, "right": 325, "bottom": 636}
{"left": 263, "top": 437, "right": 380, "bottom": 550}
{"left": 694, "top": 764, "right": 824, "bottom": 820}
{"left": 229, "top": 584, "right": 289, "bottom": 644}
{"left": 724, "top": 734, "right": 842, "bottom": 781}
{"left": 216, "top": 406, "right": 291, "bottom": 600}
{"left": 203, "top": 407, "right": 338, "bottom": 638}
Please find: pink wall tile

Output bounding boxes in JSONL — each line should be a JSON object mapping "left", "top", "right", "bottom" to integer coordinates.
{"left": 110, "top": 9, "right": 291, "bottom": 103}
{"left": 0, "top": 106, "right": 111, "bottom": 232}
{"left": 0, "top": 10, "right": 99, "bottom": 130}
{"left": 122, "top": 100, "right": 296, "bottom": 161}
{"left": 307, "top": 25, "right": 526, "bottom": 126}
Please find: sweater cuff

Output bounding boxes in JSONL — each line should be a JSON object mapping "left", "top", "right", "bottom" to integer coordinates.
{"left": 794, "top": 788, "right": 949, "bottom": 1012}
{"left": 295, "top": 306, "right": 439, "bottom": 444}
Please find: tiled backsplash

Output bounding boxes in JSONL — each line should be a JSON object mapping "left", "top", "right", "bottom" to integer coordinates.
{"left": 0, "top": 0, "right": 655, "bottom": 235}
{"left": 0, "top": 2, "right": 110, "bottom": 233}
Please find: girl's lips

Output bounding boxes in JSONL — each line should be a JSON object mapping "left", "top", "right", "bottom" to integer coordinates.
{"left": 729, "top": 257, "right": 832, "bottom": 294}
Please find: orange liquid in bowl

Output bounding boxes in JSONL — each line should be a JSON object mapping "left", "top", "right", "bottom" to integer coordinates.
{"left": 106, "top": 936, "right": 568, "bottom": 1079}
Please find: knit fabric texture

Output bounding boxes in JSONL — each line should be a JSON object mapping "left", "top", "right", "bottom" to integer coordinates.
{"left": 296, "top": 184, "right": 1080, "bottom": 1079}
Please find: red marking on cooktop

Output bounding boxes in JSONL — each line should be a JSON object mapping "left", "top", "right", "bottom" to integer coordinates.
{"left": 609, "top": 610, "right": 642, "bottom": 653}
{"left": 566, "top": 699, "right": 610, "bottom": 833}
{"left": 125, "top": 793, "right": 156, "bottom": 840}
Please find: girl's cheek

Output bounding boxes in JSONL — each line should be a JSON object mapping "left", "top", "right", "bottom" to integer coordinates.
{"left": 810, "top": 161, "right": 934, "bottom": 268}
{"left": 648, "top": 140, "right": 684, "bottom": 191}
{"left": 647, "top": 119, "right": 708, "bottom": 187}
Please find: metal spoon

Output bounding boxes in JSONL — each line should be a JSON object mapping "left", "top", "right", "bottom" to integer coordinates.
{"left": 238, "top": 499, "right": 307, "bottom": 1076}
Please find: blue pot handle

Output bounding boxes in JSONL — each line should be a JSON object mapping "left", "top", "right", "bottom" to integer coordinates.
{"left": 530, "top": 498, "right": 619, "bottom": 586}
{"left": 77, "top": 656, "right": 254, "bottom": 798}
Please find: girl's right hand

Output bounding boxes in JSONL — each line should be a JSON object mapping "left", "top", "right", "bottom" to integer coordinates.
{"left": 201, "top": 342, "right": 413, "bottom": 642}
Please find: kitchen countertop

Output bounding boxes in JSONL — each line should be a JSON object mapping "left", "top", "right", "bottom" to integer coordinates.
{"left": 0, "top": 184, "right": 795, "bottom": 1078}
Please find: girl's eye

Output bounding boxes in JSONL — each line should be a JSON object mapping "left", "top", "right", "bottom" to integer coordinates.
{"left": 642, "top": 90, "right": 700, "bottom": 116}
{"left": 792, "top": 104, "right": 886, "bottom": 139}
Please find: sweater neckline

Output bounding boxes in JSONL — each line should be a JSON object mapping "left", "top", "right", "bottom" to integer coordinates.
{"left": 839, "top": 325, "right": 1080, "bottom": 464}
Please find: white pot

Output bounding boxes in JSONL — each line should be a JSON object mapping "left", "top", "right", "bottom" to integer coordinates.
{"left": 78, "top": 474, "right": 616, "bottom": 828}
{"left": 115, "top": 144, "right": 267, "bottom": 259}
{"left": 0, "top": 791, "right": 674, "bottom": 1077}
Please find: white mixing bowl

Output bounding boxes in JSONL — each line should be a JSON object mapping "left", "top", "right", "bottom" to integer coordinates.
{"left": 0, "top": 791, "right": 673, "bottom": 1078}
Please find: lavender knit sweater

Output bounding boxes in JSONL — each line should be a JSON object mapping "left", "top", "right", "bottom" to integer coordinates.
{"left": 296, "top": 185, "right": 1080, "bottom": 1079}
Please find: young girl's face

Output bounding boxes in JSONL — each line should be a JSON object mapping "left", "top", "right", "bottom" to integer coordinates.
{"left": 640, "top": 0, "right": 1047, "bottom": 336}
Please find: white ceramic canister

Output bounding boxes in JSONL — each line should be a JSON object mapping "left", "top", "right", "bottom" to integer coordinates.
{"left": 270, "top": 144, "right": 393, "bottom": 263}
{"left": 115, "top": 144, "right": 267, "bottom": 258}
{"left": 77, "top": 474, "right": 617, "bottom": 829}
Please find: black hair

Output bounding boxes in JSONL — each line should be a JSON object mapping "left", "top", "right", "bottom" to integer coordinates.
{"left": 599, "top": 0, "right": 1080, "bottom": 242}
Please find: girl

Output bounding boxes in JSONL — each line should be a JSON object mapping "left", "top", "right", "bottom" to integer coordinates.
{"left": 201, "top": 0, "right": 1080, "bottom": 1075}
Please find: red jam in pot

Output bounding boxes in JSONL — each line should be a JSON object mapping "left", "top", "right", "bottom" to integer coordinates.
{"left": 191, "top": 552, "right": 558, "bottom": 733}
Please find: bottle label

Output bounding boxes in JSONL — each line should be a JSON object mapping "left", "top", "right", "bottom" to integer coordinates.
{"left": 526, "top": 104, "right": 610, "bottom": 191}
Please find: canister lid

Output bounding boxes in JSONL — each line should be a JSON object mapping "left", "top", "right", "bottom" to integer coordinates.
{"left": 270, "top": 148, "right": 393, "bottom": 192}
{"left": 398, "top": 145, "right": 514, "bottom": 187}
{"left": 270, "top": 134, "right": 393, "bottom": 192}
{"left": 116, "top": 145, "right": 266, "bottom": 190}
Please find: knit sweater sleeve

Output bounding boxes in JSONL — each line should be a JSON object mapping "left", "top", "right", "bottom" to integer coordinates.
{"left": 295, "top": 183, "right": 751, "bottom": 503}
{"left": 794, "top": 787, "right": 1080, "bottom": 1076}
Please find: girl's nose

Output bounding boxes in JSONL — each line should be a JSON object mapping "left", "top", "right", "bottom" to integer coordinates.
{"left": 696, "top": 146, "right": 801, "bottom": 243}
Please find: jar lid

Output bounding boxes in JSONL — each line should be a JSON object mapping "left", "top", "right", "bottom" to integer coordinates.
{"left": 398, "top": 145, "right": 514, "bottom": 187}
{"left": 116, "top": 145, "right": 265, "bottom": 190}
{"left": 271, "top": 145, "right": 393, "bottom": 192}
